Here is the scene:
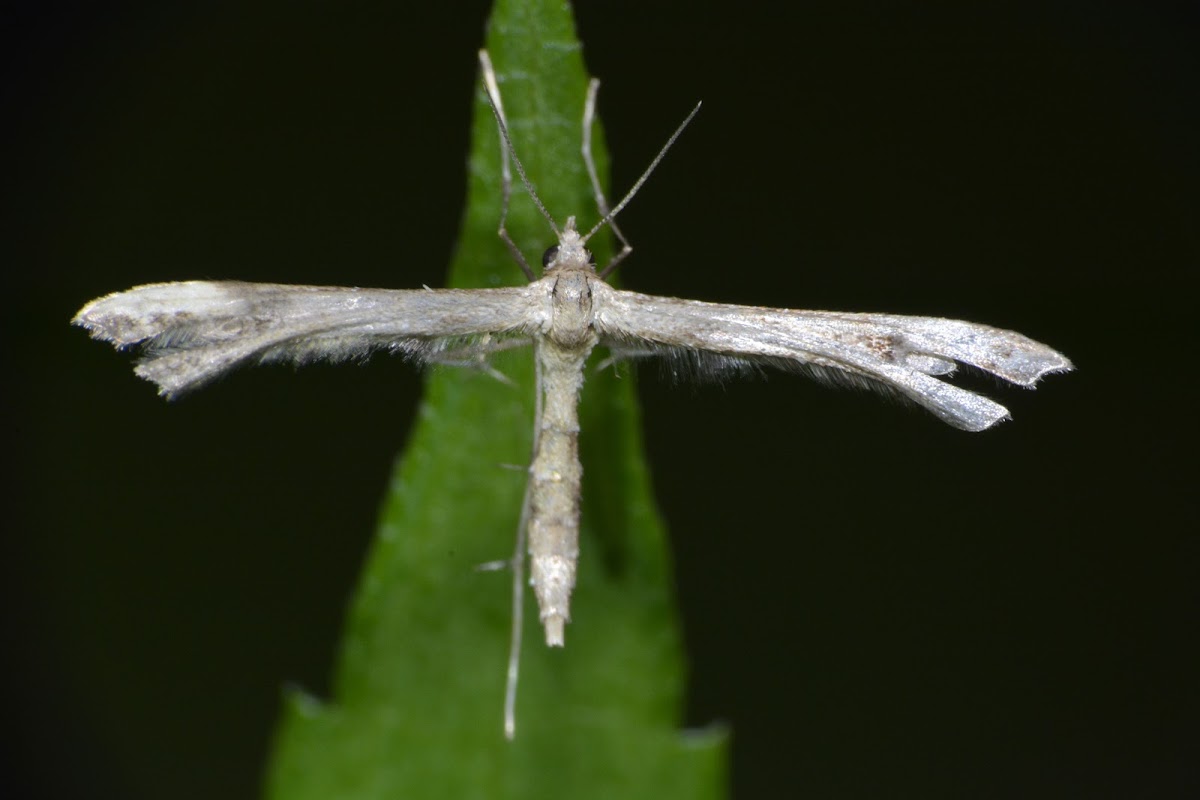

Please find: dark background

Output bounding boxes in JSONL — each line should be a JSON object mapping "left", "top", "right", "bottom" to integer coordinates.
{"left": 6, "top": 1, "right": 1196, "bottom": 798}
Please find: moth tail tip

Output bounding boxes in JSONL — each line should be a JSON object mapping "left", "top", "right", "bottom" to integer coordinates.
{"left": 543, "top": 616, "right": 565, "bottom": 647}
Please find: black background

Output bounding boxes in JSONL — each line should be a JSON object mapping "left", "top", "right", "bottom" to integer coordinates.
{"left": 7, "top": 2, "right": 1197, "bottom": 798}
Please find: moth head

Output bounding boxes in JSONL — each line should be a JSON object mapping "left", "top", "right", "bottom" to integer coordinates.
{"left": 542, "top": 216, "right": 596, "bottom": 274}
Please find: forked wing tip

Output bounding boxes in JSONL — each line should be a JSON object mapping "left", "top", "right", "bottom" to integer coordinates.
{"left": 1026, "top": 353, "right": 1075, "bottom": 386}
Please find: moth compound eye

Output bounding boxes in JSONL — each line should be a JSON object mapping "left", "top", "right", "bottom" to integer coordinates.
{"left": 587, "top": 250, "right": 596, "bottom": 266}
{"left": 542, "top": 246, "right": 560, "bottom": 269}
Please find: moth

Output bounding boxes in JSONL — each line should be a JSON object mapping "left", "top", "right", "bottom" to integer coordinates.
{"left": 73, "top": 50, "right": 1072, "bottom": 736}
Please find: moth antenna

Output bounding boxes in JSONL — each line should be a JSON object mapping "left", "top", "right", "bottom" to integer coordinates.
{"left": 581, "top": 100, "right": 702, "bottom": 246}
{"left": 479, "top": 50, "right": 537, "bottom": 280}
{"left": 478, "top": 50, "right": 562, "bottom": 247}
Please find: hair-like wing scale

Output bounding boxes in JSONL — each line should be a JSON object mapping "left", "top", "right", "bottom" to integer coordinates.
{"left": 594, "top": 286, "right": 1072, "bottom": 432}
{"left": 74, "top": 281, "right": 545, "bottom": 397}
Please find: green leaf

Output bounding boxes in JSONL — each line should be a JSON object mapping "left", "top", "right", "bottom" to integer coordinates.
{"left": 264, "top": 1, "right": 727, "bottom": 798}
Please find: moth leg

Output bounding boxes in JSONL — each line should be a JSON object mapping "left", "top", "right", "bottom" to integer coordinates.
{"left": 424, "top": 335, "right": 533, "bottom": 385}
{"left": 594, "top": 345, "right": 659, "bottom": 372}
{"left": 581, "top": 78, "right": 633, "bottom": 278}
{"left": 502, "top": 351, "right": 543, "bottom": 740}
{"left": 478, "top": 50, "right": 536, "bottom": 281}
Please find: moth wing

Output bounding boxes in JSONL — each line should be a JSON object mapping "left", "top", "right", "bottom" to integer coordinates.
{"left": 596, "top": 288, "right": 1071, "bottom": 431}
{"left": 74, "top": 281, "right": 544, "bottom": 397}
